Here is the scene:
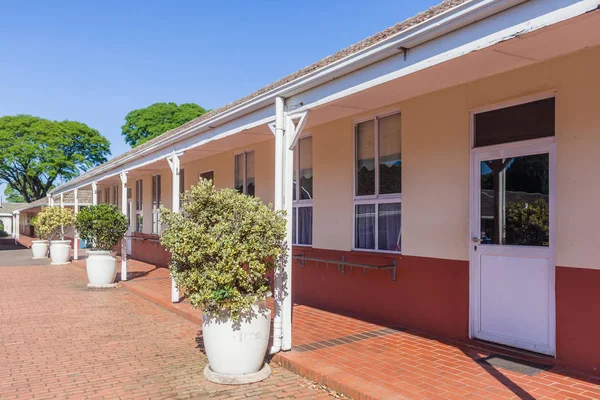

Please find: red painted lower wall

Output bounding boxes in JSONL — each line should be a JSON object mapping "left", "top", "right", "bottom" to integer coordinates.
{"left": 130, "top": 233, "right": 171, "bottom": 267}
{"left": 556, "top": 266, "right": 600, "bottom": 376}
{"left": 292, "top": 247, "right": 470, "bottom": 341}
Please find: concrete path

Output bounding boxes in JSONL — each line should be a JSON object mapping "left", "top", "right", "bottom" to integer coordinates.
{"left": 0, "top": 250, "right": 336, "bottom": 399}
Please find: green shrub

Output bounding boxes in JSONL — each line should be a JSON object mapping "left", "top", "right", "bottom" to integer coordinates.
{"left": 75, "top": 204, "right": 128, "bottom": 251}
{"left": 0, "top": 230, "right": 9, "bottom": 237}
{"left": 160, "top": 179, "right": 287, "bottom": 320}
{"left": 36, "top": 206, "right": 75, "bottom": 240}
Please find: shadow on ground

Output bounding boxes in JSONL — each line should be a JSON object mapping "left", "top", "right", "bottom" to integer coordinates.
{"left": 0, "top": 245, "right": 51, "bottom": 267}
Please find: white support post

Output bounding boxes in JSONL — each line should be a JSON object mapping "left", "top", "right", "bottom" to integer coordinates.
{"left": 281, "top": 113, "right": 298, "bottom": 351}
{"left": 47, "top": 193, "right": 54, "bottom": 207}
{"left": 73, "top": 189, "right": 79, "bottom": 260}
{"left": 270, "top": 96, "right": 286, "bottom": 355}
{"left": 60, "top": 193, "right": 64, "bottom": 208}
{"left": 14, "top": 212, "right": 19, "bottom": 244}
{"left": 120, "top": 173, "right": 128, "bottom": 281}
{"left": 92, "top": 182, "right": 98, "bottom": 206}
{"left": 167, "top": 154, "right": 181, "bottom": 303}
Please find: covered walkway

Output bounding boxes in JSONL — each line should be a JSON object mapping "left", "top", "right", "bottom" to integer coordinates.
{"left": 71, "top": 256, "right": 600, "bottom": 400}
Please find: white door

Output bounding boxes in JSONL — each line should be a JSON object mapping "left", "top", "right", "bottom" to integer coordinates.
{"left": 126, "top": 200, "right": 133, "bottom": 255}
{"left": 470, "top": 139, "right": 555, "bottom": 356}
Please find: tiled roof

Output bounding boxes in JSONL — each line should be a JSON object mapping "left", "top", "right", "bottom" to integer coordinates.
{"left": 0, "top": 202, "right": 26, "bottom": 214}
{"left": 60, "top": 0, "right": 468, "bottom": 189}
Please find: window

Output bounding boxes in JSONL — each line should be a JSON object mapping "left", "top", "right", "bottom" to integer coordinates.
{"left": 234, "top": 151, "right": 255, "bottom": 196}
{"left": 135, "top": 179, "right": 143, "bottom": 232}
{"left": 474, "top": 98, "right": 555, "bottom": 148}
{"left": 354, "top": 113, "right": 402, "bottom": 252}
{"left": 104, "top": 187, "right": 110, "bottom": 204}
{"left": 151, "top": 175, "right": 161, "bottom": 234}
{"left": 179, "top": 168, "right": 185, "bottom": 208}
{"left": 200, "top": 170, "right": 214, "bottom": 182}
{"left": 113, "top": 185, "right": 118, "bottom": 206}
{"left": 292, "top": 137, "right": 313, "bottom": 246}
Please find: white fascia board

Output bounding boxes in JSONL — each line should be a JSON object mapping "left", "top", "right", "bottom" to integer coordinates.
{"left": 289, "top": 0, "right": 600, "bottom": 112}
{"left": 53, "top": 0, "right": 595, "bottom": 194}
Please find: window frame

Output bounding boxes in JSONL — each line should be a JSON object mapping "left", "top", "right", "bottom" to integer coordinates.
{"left": 292, "top": 135, "right": 313, "bottom": 247}
{"left": 352, "top": 110, "right": 402, "bottom": 254}
{"left": 104, "top": 187, "right": 110, "bottom": 204}
{"left": 233, "top": 150, "right": 255, "bottom": 196}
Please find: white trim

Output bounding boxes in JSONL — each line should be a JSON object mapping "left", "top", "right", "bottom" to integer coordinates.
{"left": 468, "top": 93, "right": 556, "bottom": 355}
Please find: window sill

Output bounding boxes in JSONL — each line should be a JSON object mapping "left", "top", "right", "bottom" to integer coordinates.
{"left": 351, "top": 248, "right": 402, "bottom": 256}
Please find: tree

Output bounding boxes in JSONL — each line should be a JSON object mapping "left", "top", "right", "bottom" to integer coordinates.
{"left": 121, "top": 102, "right": 209, "bottom": 148}
{"left": 0, "top": 115, "right": 110, "bottom": 203}
{"left": 3, "top": 184, "right": 33, "bottom": 203}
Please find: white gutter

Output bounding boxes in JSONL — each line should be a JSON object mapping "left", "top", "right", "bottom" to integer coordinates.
{"left": 53, "top": 0, "right": 526, "bottom": 195}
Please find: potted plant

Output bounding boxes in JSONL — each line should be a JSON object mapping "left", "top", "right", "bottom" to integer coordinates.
{"left": 30, "top": 216, "right": 50, "bottom": 258}
{"left": 75, "top": 204, "right": 128, "bottom": 287}
{"left": 160, "top": 179, "right": 286, "bottom": 383}
{"left": 36, "top": 206, "right": 76, "bottom": 264}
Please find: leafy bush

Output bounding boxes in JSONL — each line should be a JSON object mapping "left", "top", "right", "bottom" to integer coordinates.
{"left": 160, "top": 179, "right": 287, "bottom": 320}
{"left": 36, "top": 206, "right": 76, "bottom": 240}
{"left": 75, "top": 204, "right": 128, "bottom": 251}
{"left": 0, "top": 230, "right": 9, "bottom": 237}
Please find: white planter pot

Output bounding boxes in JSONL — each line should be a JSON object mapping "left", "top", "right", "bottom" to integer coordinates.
{"left": 86, "top": 250, "right": 117, "bottom": 286}
{"left": 202, "top": 299, "right": 271, "bottom": 376}
{"left": 31, "top": 240, "right": 49, "bottom": 259}
{"left": 50, "top": 240, "right": 71, "bottom": 265}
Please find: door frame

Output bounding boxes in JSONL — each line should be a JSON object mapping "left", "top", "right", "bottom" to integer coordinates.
{"left": 468, "top": 93, "right": 557, "bottom": 356}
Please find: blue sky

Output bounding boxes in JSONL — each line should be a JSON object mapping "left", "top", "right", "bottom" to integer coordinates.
{"left": 0, "top": 0, "right": 439, "bottom": 161}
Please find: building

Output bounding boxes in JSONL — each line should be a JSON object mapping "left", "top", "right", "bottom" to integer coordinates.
{"left": 20, "top": 0, "right": 600, "bottom": 377}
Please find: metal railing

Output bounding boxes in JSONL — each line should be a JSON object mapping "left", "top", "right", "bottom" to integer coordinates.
{"left": 292, "top": 250, "right": 397, "bottom": 282}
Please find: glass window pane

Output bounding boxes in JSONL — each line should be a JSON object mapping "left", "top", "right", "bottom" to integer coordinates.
{"left": 480, "top": 153, "right": 549, "bottom": 246}
{"left": 475, "top": 98, "right": 555, "bottom": 147}
{"left": 298, "top": 206, "right": 312, "bottom": 245}
{"left": 355, "top": 204, "right": 375, "bottom": 249}
{"left": 200, "top": 170, "right": 213, "bottom": 182}
{"left": 356, "top": 121, "right": 375, "bottom": 196}
{"left": 292, "top": 208, "right": 297, "bottom": 245}
{"left": 234, "top": 154, "right": 244, "bottom": 193}
{"left": 246, "top": 151, "right": 255, "bottom": 196}
{"left": 378, "top": 203, "right": 401, "bottom": 252}
{"left": 293, "top": 147, "right": 297, "bottom": 201}
{"left": 299, "top": 137, "right": 313, "bottom": 200}
{"left": 379, "top": 113, "right": 402, "bottom": 194}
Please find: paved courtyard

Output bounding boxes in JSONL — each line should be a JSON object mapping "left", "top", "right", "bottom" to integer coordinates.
{"left": 0, "top": 248, "right": 336, "bottom": 399}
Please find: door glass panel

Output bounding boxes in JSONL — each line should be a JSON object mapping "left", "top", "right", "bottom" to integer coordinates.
{"left": 480, "top": 153, "right": 549, "bottom": 246}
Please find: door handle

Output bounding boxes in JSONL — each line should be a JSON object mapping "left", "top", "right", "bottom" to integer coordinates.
{"left": 471, "top": 237, "right": 480, "bottom": 243}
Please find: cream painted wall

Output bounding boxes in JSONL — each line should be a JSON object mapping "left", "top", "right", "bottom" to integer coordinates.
{"left": 311, "top": 118, "right": 354, "bottom": 251}
{"left": 310, "top": 45, "right": 600, "bottom": 269}
{"left": 95, "top": 46, "right": 600, "bottom": 270}
{"left": 180, "top": 138, "right": 275, "bottom": 205}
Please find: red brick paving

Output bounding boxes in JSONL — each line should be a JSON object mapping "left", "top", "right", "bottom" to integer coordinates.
{"left": 84, "top": 256, "right": 600, "bottom": 400}
{"left": 0, "top": 260, "right": 338, "bottom": 399}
